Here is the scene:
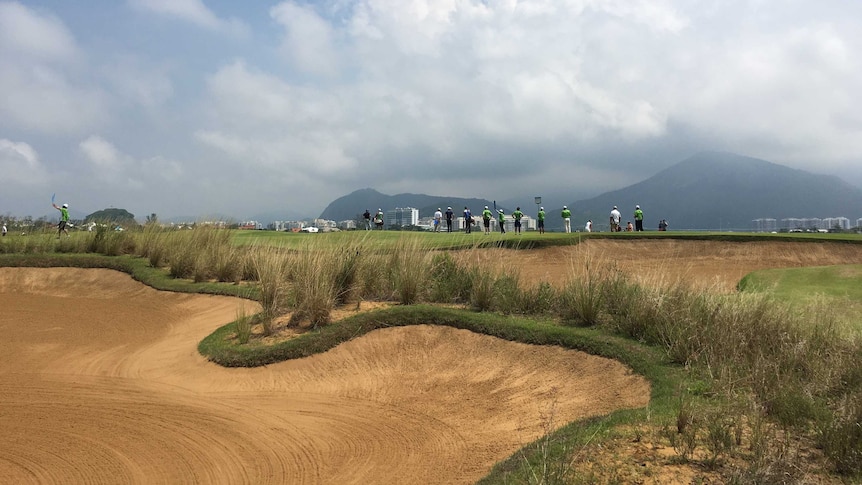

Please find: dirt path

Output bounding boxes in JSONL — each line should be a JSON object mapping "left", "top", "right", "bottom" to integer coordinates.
{"left": 0, "top": 268, "right": 649, "bottom": 485}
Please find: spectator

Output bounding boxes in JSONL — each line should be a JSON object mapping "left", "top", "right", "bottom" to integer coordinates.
{"left": 363, "top": 209, "right": 372, "bottom": 230}
{"left": 610, "top": 206, "right": 621, "bottom": 232}
{"left": 585, "top": 219, "right": 592, "bottom": 232}
{"left": 463, "top": 207, "right": 473, "bottom": 233}
{"left": 561, "top": 205, "right": 572, "bottom": 233}
{"left": 497, "top": 209, "right": 506, "bottom": 234}
{"left": 634, "top": 205, "right": 644, "bottom": 231}
{"left": 537, "top": 207, "right": 546, "bottom": 234}
{"left": 482, "top": 206, "right": 493, "bottom": 234}
{"left": 433, "top": 208, "right": 443, "bottom": 232}
{"left": 512, "top": 207, "right": 523, "bottom": 234}
{"left": 445, "top": 207, "right": 454, "bottom": 232}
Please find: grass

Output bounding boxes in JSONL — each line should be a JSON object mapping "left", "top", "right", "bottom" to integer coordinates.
{"left": 2, "top": 228, "right": 862, "bottom": 482}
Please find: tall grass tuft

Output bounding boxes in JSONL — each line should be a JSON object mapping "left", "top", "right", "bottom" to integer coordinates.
{"left": 428, "top": 252, "right": 473, "bottom": 304}
{"left": 389, "top": 236, "right": 432, "bottom": 305}
{"left": 252, "top": 245, "right": 290, "bottom": 335}
{"left": 288, "top": 242, "right": 337, "bottom": 328}
{"left": 234, "top": 306, "right": 252, "bottom": 344}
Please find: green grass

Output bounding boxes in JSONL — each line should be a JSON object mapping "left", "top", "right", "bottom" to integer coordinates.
{"left": 739, "top": 264, "right": 862, "bottom": 332}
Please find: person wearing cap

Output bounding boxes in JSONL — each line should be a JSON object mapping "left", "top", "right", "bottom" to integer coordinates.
{"left": 585, "top": 219, "right": 593, "bottom": 232}
{"left": 445, "top": 207, "right": 454, "bottom": 232}
{"left": 481, "top": 206, "right": 493, "bottom": 234}
{"left": 610, "top": 205, "right": 622, "bottom": 232}
{"left": 561, "top": 205, "right": 572, "bottom": 233}
{"left": 374, "top": 208, "right": 385, "bottom": 230}
{"left": 52, "top": 201, "right": 71, "bottom": 237}
{"left": 512, "top": 207, "right": 523, "bottom": 234}
{"left": 537, "top": 206, "right": 546, "bottom": 234}
{"left": 463, "top": 207, "right": 473, "bottom": 233}
{"left": 433, "top": 208, "right": 443, "bottom": 232}
{"left": 634, "top": 205, "right": 644, "bottom": 232}
{"left": 497, "top": 209, "right": 506, "bottom": 234}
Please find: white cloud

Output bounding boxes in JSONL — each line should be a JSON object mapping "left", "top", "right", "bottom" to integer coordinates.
{"left": 0, "top": 1, "right": 78, "bottom": 61}
{"left": 271, "top": 2, "right": 340, "bottom": 77}
{"left": 0, "top": 2, "right": 108, "bottom": 134}
{"left": 128, "top": 0, "right": 248, "bottom": 36}
{"left": 0, "top": 138, "right": 48, "bottom": 186}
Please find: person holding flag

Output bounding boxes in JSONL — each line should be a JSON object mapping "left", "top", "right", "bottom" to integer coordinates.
{"left": 52, "top": 200, "right": 71, "bottom": 238}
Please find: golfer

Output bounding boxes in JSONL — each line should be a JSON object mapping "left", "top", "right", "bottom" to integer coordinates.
{"left": 53, "top": 202, "right": 71, "bottom": 238}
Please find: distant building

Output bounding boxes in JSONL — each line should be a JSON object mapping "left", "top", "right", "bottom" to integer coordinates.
{"left": 338, "top": 220, "right": 357, "bottom": 230}
{"left": 822, "top": 217, "right": 850, "bottom": 230}
{"left": 751, "top": 218, "right": 777, "bottom": 232}
{"left": 238, "top": 221, "right": 262, "bottom": 230}
{"left": 386, "top": 207, "right": 419, "bottom": 228}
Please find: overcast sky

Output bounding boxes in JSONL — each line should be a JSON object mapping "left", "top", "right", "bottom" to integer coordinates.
{"left": 2, "top": 0, "right": 861, "bottom": 221}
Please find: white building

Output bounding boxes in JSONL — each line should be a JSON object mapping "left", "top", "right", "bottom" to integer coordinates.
{"left": 822, "top": 217, "right": 850, "bottom": 230}
{"left": 338, "top": 220, "right": 357, "bottom": 230}
{"left": 386, "top": 207, "right": 419, "bottom": 228}
{"left": 752, "top": 218, "right": 777, "bottom": 232}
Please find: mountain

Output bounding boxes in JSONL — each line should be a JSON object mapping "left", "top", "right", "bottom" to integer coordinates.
{"left": 319, "top": 188, "right": 504, "bottom": 222}
{"left": 560, "top": 151, "right": 862, "bottom": 231}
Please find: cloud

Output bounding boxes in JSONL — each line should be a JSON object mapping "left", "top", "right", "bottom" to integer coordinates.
{"left": 128, "top": 0, "right": 247, "bottom": 35}
{"left": 0, "top": 1, "right": 78, "bottom": 61}
{"left": 271, "top": 2, "right": 340, "bottom": 77}
{"left": 0, "top": 138, "right": 48, "bottom": 186}
{"left": 0, "top": 2, "right": 108, "bottom": 134}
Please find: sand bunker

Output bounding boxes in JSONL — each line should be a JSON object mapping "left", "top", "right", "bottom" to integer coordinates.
{"left": 0, "top": 268, "right": 649, "bottom": 484}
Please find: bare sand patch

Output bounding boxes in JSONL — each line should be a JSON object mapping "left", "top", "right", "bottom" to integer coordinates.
{"left": 0, "top": 267, "right": 649, "bottom": 484}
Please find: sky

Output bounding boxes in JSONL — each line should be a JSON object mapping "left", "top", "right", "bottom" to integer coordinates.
{"left": 2, "top": 0, "right": 861, "bottom": 222}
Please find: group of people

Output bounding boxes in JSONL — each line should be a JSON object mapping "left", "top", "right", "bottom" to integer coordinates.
{"left": 362, "top": 203, "right": 664, "bottom": 234}
{"left": 362, "top": 209, "right": 386, "bottom": 230}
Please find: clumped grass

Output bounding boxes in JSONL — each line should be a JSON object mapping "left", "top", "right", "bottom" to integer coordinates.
{"left": 287, "top": 242, "right": 338, "bottom": 328}
{"left": 427, "top": 252, "right": 473, "bottom": 304}
{"left": 234, "top": 306, "right": 252, "bottom": 344}
{"left": 251, "top": 245, "right": 290, "bottom": 335}
{"left": 389, "top": 236, "right": 432, "bottom": 305}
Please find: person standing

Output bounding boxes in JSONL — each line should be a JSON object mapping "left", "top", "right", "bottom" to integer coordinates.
{"left": 374, "top": 209, "right": 385, "bottom": 230}
{"left": 512, "top": 207, "right": 523, "bottom": 234}
{"left": 445, "top": 207, "right": 454, "bottom": 232}
{"left": 482, "top": 206, "right": 493, "bottom": 234}
{"left": 561, "top": 205, "right": 572, "bottom": 233}
{"left": 52, "top": 202, "right": 71, "bottom": 237}
{"left": 433, "top": 208, "right": 443, "bottom": 232}
{"left": 659, "top": 219, "right": 668, "bottom": 231}
{"left": 610, "top": 206, "right": 622, "bottom": 232}
{"left": 634, "top": 205, "right": 644, "bottom": 232}
{"left": 463, "top": 207, "right": 472, "bottom": 233}
{"left": 585, "top": 219, "right": 592, "bottom": 232}
{"left": 363, "top": 209, "right": 372, "bottom": 230}
{"left": 497, "top": 209, "right": 506, "bottom": 234}
{"left": 2, "top": 222, "right": 6, "bottom": 237}
{"left": 537, "top": 207, "right": 546, "bottom": 234}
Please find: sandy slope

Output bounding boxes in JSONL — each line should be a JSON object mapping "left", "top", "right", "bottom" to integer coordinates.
{"left": 0, "top": 267, "right": 649, "bottom": 485}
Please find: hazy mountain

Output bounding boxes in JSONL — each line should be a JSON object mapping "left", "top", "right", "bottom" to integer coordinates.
{"left": 319, "top": 188, "right": 503, "bottom": 222}
{"left": 560, "top": 151, "right": 862, "bottom": 231}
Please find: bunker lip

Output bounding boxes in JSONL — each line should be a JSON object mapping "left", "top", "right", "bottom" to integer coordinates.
{"left": 0, "top": 267, "right": 649, "bottom": 484}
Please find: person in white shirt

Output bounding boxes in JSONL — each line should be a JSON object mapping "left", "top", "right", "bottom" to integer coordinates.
{"left": 585, "top": 220, "right": 592, "bottom": 232}
{"left": 433, "top": 208, "right": 443, "bottom": 232}
{"left": 610, "top": 206, "right": 622, "bottom": 232}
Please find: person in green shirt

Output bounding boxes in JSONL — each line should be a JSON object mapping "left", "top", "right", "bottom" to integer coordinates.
{"left": 537, "top": 207, "right": 546, "bottom": 234}
{"left": 634, "top": 205, "right": 644, "bottom": 231}
{"left": 482, "top": 206, "right": 493, "bottom": 234}
{"left": 52, "top": 202, "right": 71, "bottom": 238}
{"left": 497, "top": 209, "right": 506, "bottom": 234}
{"left": 512, "top": 207, "right": 523, "bottom": 234}
{"left": 561, "top": 205, "right": 572, "bottom": 233}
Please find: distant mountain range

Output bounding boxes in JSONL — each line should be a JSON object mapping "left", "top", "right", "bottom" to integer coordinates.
{"left": 319, "top": 152, "right": 862, "bottom": 231}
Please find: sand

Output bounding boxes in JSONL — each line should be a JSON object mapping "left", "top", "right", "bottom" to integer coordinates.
{"left": 0, "top": 267, "right": 648, "bottom": 484}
